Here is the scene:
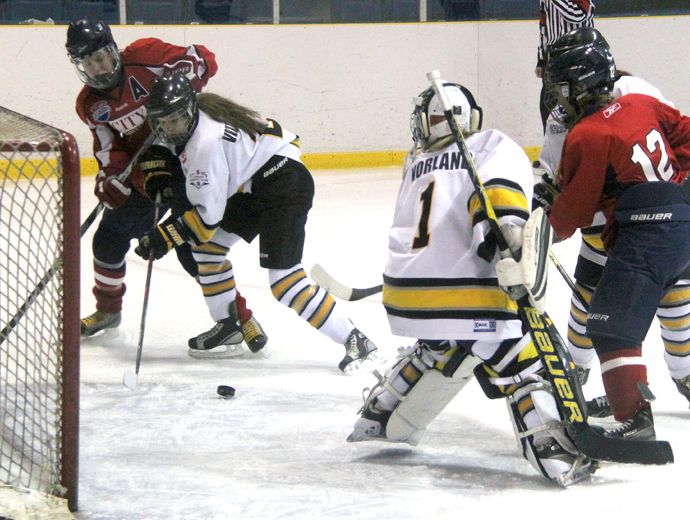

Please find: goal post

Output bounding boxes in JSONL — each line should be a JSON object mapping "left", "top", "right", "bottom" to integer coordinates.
{"left": 0, "top": 106, "right": 80, "bottom": 513}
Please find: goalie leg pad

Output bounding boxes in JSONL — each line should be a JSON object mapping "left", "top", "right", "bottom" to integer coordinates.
{"left": 348, "top": 342, "right": 478, "bottom": 445}
{"left": 508, "top": 380, "right": 595, "bottom": 486}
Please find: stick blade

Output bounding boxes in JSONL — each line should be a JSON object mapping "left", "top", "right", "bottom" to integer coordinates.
{"left": 570, "top": 425, "right": 674, "bottom": 465}
{"left": 123, "top": 371, "right": 138, "bottom": 390}
{"left": 310, "top": 263, "right": 353, "bottom": 300}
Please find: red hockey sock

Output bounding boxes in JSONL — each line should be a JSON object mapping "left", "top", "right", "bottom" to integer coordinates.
{"left": 598, "top": 347, "right": 648, "bottom": 422}
{"left": 235, "top": 290, "right": 252, "bottom": 323}
{"left": 93, "top": 262, "right": 126, "bottom": 313}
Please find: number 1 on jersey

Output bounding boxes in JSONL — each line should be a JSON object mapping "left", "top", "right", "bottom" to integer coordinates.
{"left": 412, "top": 181, "right": 435, "bottom": 249}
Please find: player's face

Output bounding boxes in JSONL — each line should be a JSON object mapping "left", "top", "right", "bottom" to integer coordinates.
{"left": 152, "top": 108, "right": 194, "bottom": 145}
{"left": 80, "top": 47, "right": 116, "bottom": 78}
{"left": 71, "top": 45, "right": 121, "bottom": 90}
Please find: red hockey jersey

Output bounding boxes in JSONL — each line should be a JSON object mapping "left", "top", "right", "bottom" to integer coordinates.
{"left": 75, "top": 37, "right": 217, "bottom": 182}
{"left": 550, "top": 93, "right": 690, "bottom": 248}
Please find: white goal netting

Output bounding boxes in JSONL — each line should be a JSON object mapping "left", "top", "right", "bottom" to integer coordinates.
{"left": 0, "top": 106, "right": 80, "bottom": 514}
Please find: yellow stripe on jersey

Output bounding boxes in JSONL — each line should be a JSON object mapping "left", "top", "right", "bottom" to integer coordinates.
{"left": 383, "top": 284, "right": 518, "bottom": 315}
{"left": 181, "top": 208, "right": 219, "bottom": 244}
{"left": 468, "top": 182, "right": 528, "bottom": 224}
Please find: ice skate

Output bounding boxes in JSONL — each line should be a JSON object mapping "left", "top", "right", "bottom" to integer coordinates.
{"left": 604, "top": 406, "right": 655, "bottom": 441}
{"left": 80, "top": 310, "right": 121, "bottom": 337}
{"left": 673, "top": 375, "right": 690, "bottom": 409}
{"left": 188, "top": 304, "right": 244, "bottom": 358}
{"left": 348, "top": 416, "right": 385, "bottom": 443}
{"left": 535, "top": 439, "right": 596, "bottom": 487}
{"left": 586, "top": 395, "right": 612, "bottom": 418}
{"left": 339, "top": 328, "right": 381, "bottom": 374}
{"left": 241, "top": 316, "right": 268, "bottom": 353}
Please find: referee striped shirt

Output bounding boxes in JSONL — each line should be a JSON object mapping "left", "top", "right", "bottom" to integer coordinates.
{"left": 538, "top": 0, "right": 595, "bottom": 66}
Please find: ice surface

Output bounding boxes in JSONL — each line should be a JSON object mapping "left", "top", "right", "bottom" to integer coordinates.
{"left": 75, "top": 168, "right": 687, "bottom": 519}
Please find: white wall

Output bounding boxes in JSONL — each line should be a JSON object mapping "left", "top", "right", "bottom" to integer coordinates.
{"left": 1, "top": 16, "right": 688, "bottom": 160}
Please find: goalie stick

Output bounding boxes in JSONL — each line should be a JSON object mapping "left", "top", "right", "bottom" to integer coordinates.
{"left": 310, "top": 263, "right": 382, "bottom": 301}
{"left": 427, "top": 69, "right": 672, "bottom": 465}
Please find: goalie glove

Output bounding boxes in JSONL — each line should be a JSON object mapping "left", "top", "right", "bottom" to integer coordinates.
{"left": 532, "top": 172, "right": 560, "bottom": 212}
{"left": 138, "top": 145, "right": 182, "bottom": 201}
{"left": 495, "top": 207, "right": 553, "bottom": 312}
{"left": 134, "top": 216, "right": 190, "bottom": 260}
{"left": 95, "top": 170, "right": 131, "bottom": 209}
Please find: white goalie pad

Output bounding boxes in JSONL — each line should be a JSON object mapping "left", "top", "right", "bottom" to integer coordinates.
{"left": 386, "top": 354, "right": 481, "bottom": 445}
{"left": 508, "top": 381, "right": 594, "bottom": 486}
{"left": 496, "top": 207, "right": 553, "bottom": 312}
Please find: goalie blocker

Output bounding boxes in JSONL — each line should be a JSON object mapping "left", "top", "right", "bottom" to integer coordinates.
{"left": 496, "top": 207, "right": 552, "bottom": 313}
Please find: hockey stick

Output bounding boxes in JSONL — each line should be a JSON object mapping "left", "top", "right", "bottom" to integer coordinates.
{"left": 310, "top": 263, "right": 382, "bottom": 301}
{"left": 427, "top": 70, "right": 672, "bottom": 465}
{"left": 548, "top": 251, "right": 589, "bottom": 309}
{"left": 80, "top": 133, "right": 156, "bottom": 237}
{"left": 123, "top": 193, "right": 162, "bottom": 390}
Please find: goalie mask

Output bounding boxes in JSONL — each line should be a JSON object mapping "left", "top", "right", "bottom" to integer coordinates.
{"left": 411, "top": 83, "right": 483, "bottom": 149}
{"left": 147, "top": 71, "right": 199, "bottom": 147}
{"left": 544, "top": 45, "right": 616, "bottom": 124}
{"left": 66, "top": 17, "right": 122, "bottom": 91}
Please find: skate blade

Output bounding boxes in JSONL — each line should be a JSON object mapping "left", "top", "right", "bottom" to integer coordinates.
{"left": 187, "top": 344, "right": 245, "bottom": 359}
{"left": 342, "top": 351, "right": 387, "bottom": 376}
{"left": 80, "top": 326, "right": 121, "bottom": 341}
{"left": 556, "top": 455, "right": 595, "bottom": 488}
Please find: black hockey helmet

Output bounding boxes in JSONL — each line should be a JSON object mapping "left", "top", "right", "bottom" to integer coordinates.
{"left": 66, "top": 17, "right": 122, "bottom": 90}
{"left": 546, "top": 27, "right": 610, "bottom": 63}
{"left": 147, "top": 71, "right": 199, "bottom": 146}
{"left": 544, "top": 45, "right": 616, "bottom": 123}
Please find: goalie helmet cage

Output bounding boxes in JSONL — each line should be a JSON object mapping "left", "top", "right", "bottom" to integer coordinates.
{"left": 0, "top": 106, "right": 80, "bottom": 513}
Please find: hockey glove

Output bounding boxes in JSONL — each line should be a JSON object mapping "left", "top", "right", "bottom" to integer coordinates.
{"left": 532, "top": 173, "right": 560, "bottom": 212}
{"left": 95, "top": 170, "right": 131, "bottom": 209}
{"left": 134, "top": 217, "right": 190, "bottom": 261}
{"left": 495, "top": 208, "right": 553, "bottom": 313}
{"left": 138, "top": 145, "right": 182, "bottom": 201}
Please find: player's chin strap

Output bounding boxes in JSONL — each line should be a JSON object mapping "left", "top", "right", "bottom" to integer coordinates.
{"left": 426, "top": 69, "right": 673, "bottom": 466}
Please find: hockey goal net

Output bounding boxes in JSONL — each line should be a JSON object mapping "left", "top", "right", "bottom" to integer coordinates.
{"left": 0, "top": 106, "right": 80, "bottom": 515}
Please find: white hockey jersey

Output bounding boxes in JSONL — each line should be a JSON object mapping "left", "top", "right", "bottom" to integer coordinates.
{"left": 383, "top": 129, "right": 533, "bottom": 341}
{"left": 177, "top": 110, "right": 301, "bottom": 244}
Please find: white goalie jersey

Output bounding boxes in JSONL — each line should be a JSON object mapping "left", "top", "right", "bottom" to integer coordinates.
{"left": 383, "top": 129, "right": 533, "bottom": 341}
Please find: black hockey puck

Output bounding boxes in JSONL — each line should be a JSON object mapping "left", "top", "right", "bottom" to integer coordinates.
{"left": 217, "top": 385, "right": 236, "bottom": 398}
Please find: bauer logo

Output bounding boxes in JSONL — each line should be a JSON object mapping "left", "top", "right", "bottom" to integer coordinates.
{"left": 92, "top": 101, "right": 111, "bottom": 123}
{"left": 189, "top": 169, "right": 209, "bottom": 189}
{"left": 474, "top": 319, "right": 497, "bottom": 332}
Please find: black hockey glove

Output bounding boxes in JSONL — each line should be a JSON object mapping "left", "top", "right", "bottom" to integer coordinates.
{"left": 138, "top": 145, "right": 182, "bottom": 201}
{"left": 134, "top": 217, "right": 189, "bottom": 260}
{"left": 532, "top": 173, "right": 560, "bottom": 212}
